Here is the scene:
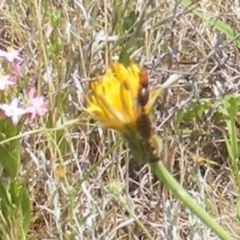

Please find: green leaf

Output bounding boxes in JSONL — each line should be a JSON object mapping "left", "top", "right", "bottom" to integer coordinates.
{"left": 0, "top": 120, "right": 20, "bottom": 179}
{"left": 123, "top": 10, "right": 139, "bottom": 32}
{"left": 50, "top": 10, "right": 62, "bottom": 28}
{"left": 21, "top": 183, "right": 31, "bottom": 234}
{"left": 223, "top": 95, "right": 240, "bottom": 117}
{"left": 119, "top": 47, "right": 135, "bottom": 66}
{"left": 177, "top": 98, "right": 211, "bottom": 123}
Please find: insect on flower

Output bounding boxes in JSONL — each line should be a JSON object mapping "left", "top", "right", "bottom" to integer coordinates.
{"left": 137, "top": 68, "right": 149, "bottom": 107}
{"left": 136, "top": 68, "right": 159, "bottom": 162}
{"left": 136, "top": 68, "right": 151, "bottom": 139}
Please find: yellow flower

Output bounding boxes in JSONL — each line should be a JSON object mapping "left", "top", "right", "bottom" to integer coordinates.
{"left": 86, "top": 62, "right": 162, "bottom": 163}
{"left": 87, "top": 63, "right": 152, "bottom": 133}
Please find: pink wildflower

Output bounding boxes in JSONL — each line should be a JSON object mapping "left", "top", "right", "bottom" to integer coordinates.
{"left": 12, "top": 62, "right": 22, "bottom": 83}
{"left": 0, "top": 98, "right": 26, "bottom": 125}
{"left": 0, "top": 49, "right": 22, "bottom": 62}
{"left": 25, "top": 88, "right": 48, "bottom": 121}
{"left": 0, "top": 74, "right": 16, "bottom": 90}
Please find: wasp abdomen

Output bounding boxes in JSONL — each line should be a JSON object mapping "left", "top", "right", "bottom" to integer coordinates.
{"left": 136, "top": 113, "right": 152, "bottom": 140}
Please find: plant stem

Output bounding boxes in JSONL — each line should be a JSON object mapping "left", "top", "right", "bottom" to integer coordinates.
{"left": 150, "top": 161, "right": 233, "bottom": 240}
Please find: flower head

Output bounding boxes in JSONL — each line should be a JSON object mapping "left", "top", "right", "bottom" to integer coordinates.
{"left": 86, "top": 63, "right": 153, "bottom": 133}
{"left": 0, "top": 98, "right": 26, "bottom": 124}
{"left": 86, "top": 62, "right": 161, "bottom": 163}
{"left": 0, "top": 74, "right": 16, "bottom": 90}
{"left": 0, "top": 48, "right": 22, "bottom": 62}
{"left": 25, "top": 88, "right": 48, "bottom": 121}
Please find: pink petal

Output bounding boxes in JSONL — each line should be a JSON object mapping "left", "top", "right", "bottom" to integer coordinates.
{"left": 0, "top": 98, "right": 26, "bottom": 124}
{"left": 0, "top": 49, "right": 22, "bottom": 62}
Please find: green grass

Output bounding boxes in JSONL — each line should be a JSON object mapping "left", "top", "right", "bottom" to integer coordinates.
{"left": 0, "top": 0, "right": 240, "bottom": 239}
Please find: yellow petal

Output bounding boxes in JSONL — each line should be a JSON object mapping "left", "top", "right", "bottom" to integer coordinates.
{"left": 86, "top": 63, "right": 155, "bottom": 133}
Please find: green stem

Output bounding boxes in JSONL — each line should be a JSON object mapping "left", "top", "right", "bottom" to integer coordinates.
{"left": 150, "top": 161, "right": 233, "bottom": 240}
